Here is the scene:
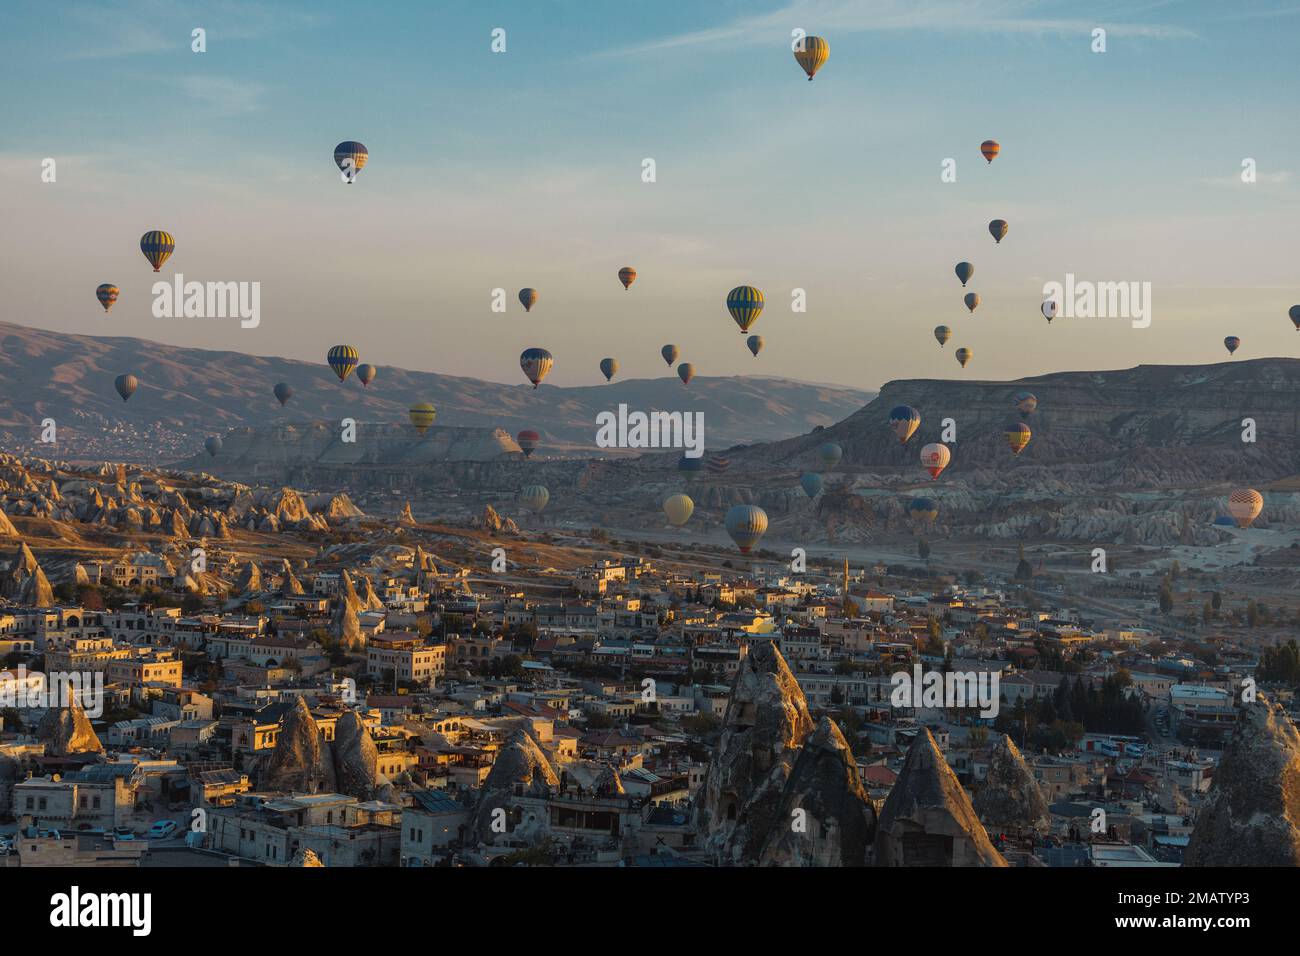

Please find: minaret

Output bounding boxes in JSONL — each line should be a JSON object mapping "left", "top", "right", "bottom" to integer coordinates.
{"left": 842, "top": 557, "right": 850, "bottom": 615}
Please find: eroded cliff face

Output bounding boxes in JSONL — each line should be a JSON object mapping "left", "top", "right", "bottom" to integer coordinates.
{"left": 1185, "top": 694, "right": 1300, "bottom": 866}
{"left": 696, "top": 641, "right": 815, "bottom": 865}
{"left": 874, "top": 729, "right": 1007, "bottom": 867}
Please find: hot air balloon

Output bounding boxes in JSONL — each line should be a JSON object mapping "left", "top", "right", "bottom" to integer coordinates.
{"left": 889, "top": 405, "right": 921, "bottom": 444}
{"left": 356, "top": 363, "right": 377, "bottom": 387}
{"left": 519, "top": 288, "right": 538, "bottom": 312}
{"left": 1013, "top": 391, "right": 1038, "bottom": 414}
{"left": 114, "top": 373, "right": 138, "bottom": 402}
{"left": 519, "top": 484, "right": 550, "bottom": 514}
{"left": 955, "top": 262, "right": 974, "bottom": 287}
{"left": 725, "top": 504, "right": 768, "bottom": 553}
{"left": 920, "top": 443, "right": 950, "bottom": 480}
{"left": 1227, "top": 488, "right": 1263, "bottom": 528}
{"left": 327, "top": 345, "right": 359, "bottom": 382}
{"left": 1005, "top": 422, "right": 1031, "bottom": 456}
{"left": 273, "top": 382, "right": 293, "bottom": 406}
{"left": 980, "top": 140, "right": 1000, "bottom": 163}
{"left": 1224, "top": 336, "right": 1240, "bottom": 356}
{"left": 799, "top": 473, "right": 824, "bottom": 498}
{"left": 818, "top": 441, "right": 843, "bottom": 469}
{"left": 140, "top": 231, "right": 175, "bottom": 272}
{"left": 599, "top": 358, "right": 619, "bottom": 382}
{"left": 955, "top": 347, "right": 972, "bottom": 368}
{"left": 517, "top": 430, "right": 540, "bottom": 458}
{"left": 706, "top": 455, "right": 730, "bottom": 476}
{"left": 661, "top": 344, "right": 679, "bottom": 366}
{"left": 793, "top": 35, "right": 829, "bottom": 80}
{"left": 96, "top": 284, "right": 119, "bottom": 312}
{"left": 1290, "top": 305, "right": 1300, "bottom": 331}
{"left": 678, "top": 455, "right": 704, "bottom": 476}
{"left": 204, "top": 436, "right": 222, "bottom": 458}
{"left": 408, "top": 402, "right": 437, "bottom": 434}
{"left": 747, "top": 335, "right": 764, "bottom": 357}
{"left": 908, "top": 497, "right": 939, "bottom": 523}
{"left": 934, "top": 325, "right": 952, "bottom": 347}
{"left": 677, "top": 363, "right": 695, "bottom": 386}
{"left": 988, "top": 220, "right": 1008, "bottom": 244}
{"left": 663, "top": 493, "right": 694, "bottom": 527}
{"left": 520, "top": 348, "right": 553, "bottom": 388}
{"left": 1042, "top": 300, "right": 1058, "bottom": 323}
{"left": 964, "top": 293, "right": 980, "bottom": 313}
{"left": 618, "top": 267, "right": 637, "bottom": 290}
{"left": 726, "top": 286, "right": 764, "bottom": 333}
{"left": 333, "top": 141, "right": 368, "bottom": 182}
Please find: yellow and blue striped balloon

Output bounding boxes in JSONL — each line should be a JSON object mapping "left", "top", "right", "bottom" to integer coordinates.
{"left": 727, "top": 286, "right": 764, "bottom": 332}
{"left": 140, "top": 231, "right": 175, "bottom": 272}
{"left": 327, "top": 345, "right": 359, "bottom": 382}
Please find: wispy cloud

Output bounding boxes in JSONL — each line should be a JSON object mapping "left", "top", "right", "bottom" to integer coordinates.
{"left": 592, "top": 0, "right": 1195, "bottom": 59}
{"left": 178, "top": 75, "right": 267, "bottom": 115}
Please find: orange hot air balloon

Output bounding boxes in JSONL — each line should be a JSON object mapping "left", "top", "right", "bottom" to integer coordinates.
{"left": 920, "top": 443, "right": 950, "bottom": 480}
{"left": 981, "top": 140, "right": 1000, "bottom": 163}
{"left": 1005, "top": 422, "right": 1032, "bottom": 456}
{"left": 1227, "top": 488, "right": 1263, "bottom": 528}
{"left": 793, "top": 35, "right": 829, "bottom": 81}
{"left": 618, "top": 267, "right": 637, "bottom": 290}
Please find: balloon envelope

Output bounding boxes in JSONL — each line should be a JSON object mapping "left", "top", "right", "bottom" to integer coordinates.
{"left": 518, "top": 288, "right": 538, "bottom": 312}
{"left": 889, "top": 405, "right": 921, "bottom": 444}
{"left": 1291, "top": 305, "right": 1300, "bottom": 330}
{"left": 747, "top": 335, "right": 764, "bottom": 357}
{"left": 793, "top": 35, "right": 829, "bottom": 80}
{"left": 799, "top": 473, "right": 824, "bottom": 498}
{"left": 663, "top": 493, "right": 694, "bottom": 526}
{"left": 954, "top": 262, "right": 974, "bottom": 286}
{"left": 204, "top": 436, "right": 222, "bottom": 458}
{"left": 1224, "top": 336, "right": 1240, "bottom": 355}
{"left": 140, "top": 230, "right": 175, "bottom": 272}
{"left": 726, "top": 286, "right": 764, "bottom": 332}
{"left": 409, "top": 402, "right": 436, "bottom": 433}
{"left": 934, "top": 325, "right": 951, "bottom": 347}
{"left": 356, "top": 363, "right": 377, "bottom": 386}
{"left": 955, "top": 347, "right": 972, "bottom": 368}
{"left": 519, "top": 484, "right": 550, "bottom": 514}
{"left": 980, "top": 140, "right": 1000, "bottom": 163}
{"left": 327, "top": 345, "right": 359, "bottom": 382}
{"left": 599, "top": 358, "right": 619, "bottom": 381}
{"left": 661, "top": 344, "right": 679, "bottom": 366}
{"left": 520, "top": 348, "right": 554, "bottom": 388}
{"left": 725, "top": 504, "right": 769, "bottom": 553}
{"left": 96, "top": 284, "right": 119, "bottom": 312}
{"left": 1042, "top": 300, "right": 1058, "bottom": 323}
{"left": 818, "top": 441, "right": 843, "bottom": 468}
{"left": 964, "top": 293, "right": 980, "bottom": 313}
{"left": 273, "top": 382, "right": 293, "bottom": 406}
{"left": 114, "top": 373, "right": 138, "bottom": 401}
{"left": 618, "top": 267, "right": 637, "bottom": 290}
{"left": 1005, "top": 422, "right": 1032, "bottom": 456}
{"left": 989, "top": 219, "right": 1008, "bottom": 243}
{"left": 677, "top": 363, "right": 695, "bottom": 385}
{"left": 517, "top": 430, "right": 540, "bottom": 458}
{"left": 677, "top": 455, "right": 704, "bottom": 474}
{"left": 1227, "top": 488, "right": 1263, "bottom": 528}
{"left": 908, "top": 496, "right": 939, "bottom": 522}
{"left": 920, "top": 443, "right": 950, "bottom": 480}
{"left": 333, "top": 141, "right": 368, "bottom": 180}
{"left": 1013, "top": 391, "right": 1038, "bottom": 414}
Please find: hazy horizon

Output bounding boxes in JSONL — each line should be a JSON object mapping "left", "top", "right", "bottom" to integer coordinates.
{"left": 5, "top": 0, "right": 1298, "bottom": 392}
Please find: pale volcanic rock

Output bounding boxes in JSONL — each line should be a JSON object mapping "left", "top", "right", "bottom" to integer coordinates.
{"left": 3, "top": 541, "right": 54, "bottom": 607}
{"left": 472, "top": 728, "right": 560, "bottom": 844}
{"left": 696, "top": 641, "right": 816, "bottom": 865}
{"left": 262, "top": 697, "right": 336, "bottom": 794}
{"left": 759, "top": 716, "right": 876, "bottom": 867}
{"left": 874, "top": 728, "right": 1007, "bottom": 867}
{"left": 973, "top": 734, "right": 1050, "bottom": 835}
{"left": 234, "top": 560, "right": 262, "bottom": 594}
{"left": 280, "top": 560, "right": 305, "bottom": 596}
{"left": 333, "top": 570, "right": 363, "bottom": 650}
{"left": 398, "top": 500, "right": 416, "bottom": 525}
{"left": 1185, "top": 694, "right": 1300, "bottom": 866}
{"left": 290, "top": 847, "right": 325, "bottom": 867}
{"left": 476, "top": 504, "right": 519, "bottom": 535}
{"left": 332, "top": 710, "right": 379, "bottom": 801}
{"left": 36, "top": 701, "right": 104, "bottom": 756}
{"left": 0, "top": 509, "right": 16, "bottom": 537}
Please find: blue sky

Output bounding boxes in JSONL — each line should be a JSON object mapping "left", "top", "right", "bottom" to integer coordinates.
{"left": 5, "top": 0, "right": 1299, "bottom": 389}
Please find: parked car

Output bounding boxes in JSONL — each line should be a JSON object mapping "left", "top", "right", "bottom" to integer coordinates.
{"left": 113, "top": 826, "right": 136, "bottom": 841}
{"left": 147, "top": 820, "right": 179, "bottom": 840}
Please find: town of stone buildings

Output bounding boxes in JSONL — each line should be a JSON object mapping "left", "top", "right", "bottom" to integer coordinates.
{"left": 1, "top": 460, "right": 1297, "bottom": 870}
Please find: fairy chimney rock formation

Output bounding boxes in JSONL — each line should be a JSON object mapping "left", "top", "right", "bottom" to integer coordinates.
{"left": 874, "top": 728, "right": 1008, "bottom": 867}
{"left": 973, "top": 733, "right": 1050, "bottom": 834}
{"left": 472, "top": 728, "right": 560, "bottom": 844}
{"left": 332, "top": 710, "right": 379, "bottom": 801}
{"left": 262, "top": 697, "right": 336, "bottom": 794}
{"left": 36, "top": 701, "right": 104, "bottom": 756}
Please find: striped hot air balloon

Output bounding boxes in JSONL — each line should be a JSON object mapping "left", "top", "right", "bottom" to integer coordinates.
{"left": 964, "top": 293, "right": 980, "bottom": 313}
{"left": 1227, "top": 488, "right": 1263, "bottom": 528}
{"left": 140, "top": 230, "right": 175, "bottom": 272}
{"left": 618, "top": 267, "right": 637, "bottom": 290}
{"left": 725, "top": 504, "right": 769, "bottom": 553}
{"left": 1224, "top": 336, "right": 1241, "bottom": 356}
{"left": 516, "top": 430, "right": 540, "bottom": 458}
{"left": 726, "top": 286, "right": 764, "bottom": 333}
{"left": 980, "top": 140, "right": 1001, "bottom": 163}
{"left": 520, "top": 348, "right": 553, "bottom": 388}
{"left": 408, "top": 402, "right": 437, "bottom": 434}
{"left": 519, "top": 288, "right": 538, "bottom": 312}
{"left": 920, "top": 443, "right": 950, "bottom": 480}
{"left": 663, "top": 493, "right": 694, "bottom": 527}
{"left": 356, "top": 363, "right": 377, "bottom": 387}
{"left": 889, "top": 405, "right": 921, "bottom": 444}
{"left": 955, "top": 347, "right": 972, "bottom": 368}
{"left": 988, "top": 219, "right": 1008, "bottom": 244}
{"left": 333, "top": 141, "right": 368, "bottom": 182}
{"left": 934, "top": 325, "right": 952, "bottom": 347}
{"left": 706, "top": 455, "right": 730, "bottom": 476}
{"left": 114, "top": 373, "right": 138, "bottom": 402}
{"left": 793, "top": 35, "right": 829, "bottom": 80}
{"left": 908, "top": 497, "right": 939, "bottom": 523}
{"left": 955, "top": 262, "right": 974, "bottom": 287}
{"left": 1005, "top": 422, "right": 1032, "bottom": 456}
{"left": 327, "top": 345, "right": 359, "bottom": 382}
{"left": 519, "top": 484, "right": 550, "bottom": 514}
{"left": 96, "top": 284, "right": 119, "bottom": 312}
{"left": 678, "top": 454, "right": 704, "bottom": 476}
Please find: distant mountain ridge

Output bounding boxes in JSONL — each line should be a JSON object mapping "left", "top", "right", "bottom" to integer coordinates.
{"left": 0, "top": 321, "right": 874, "bottom": 461}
